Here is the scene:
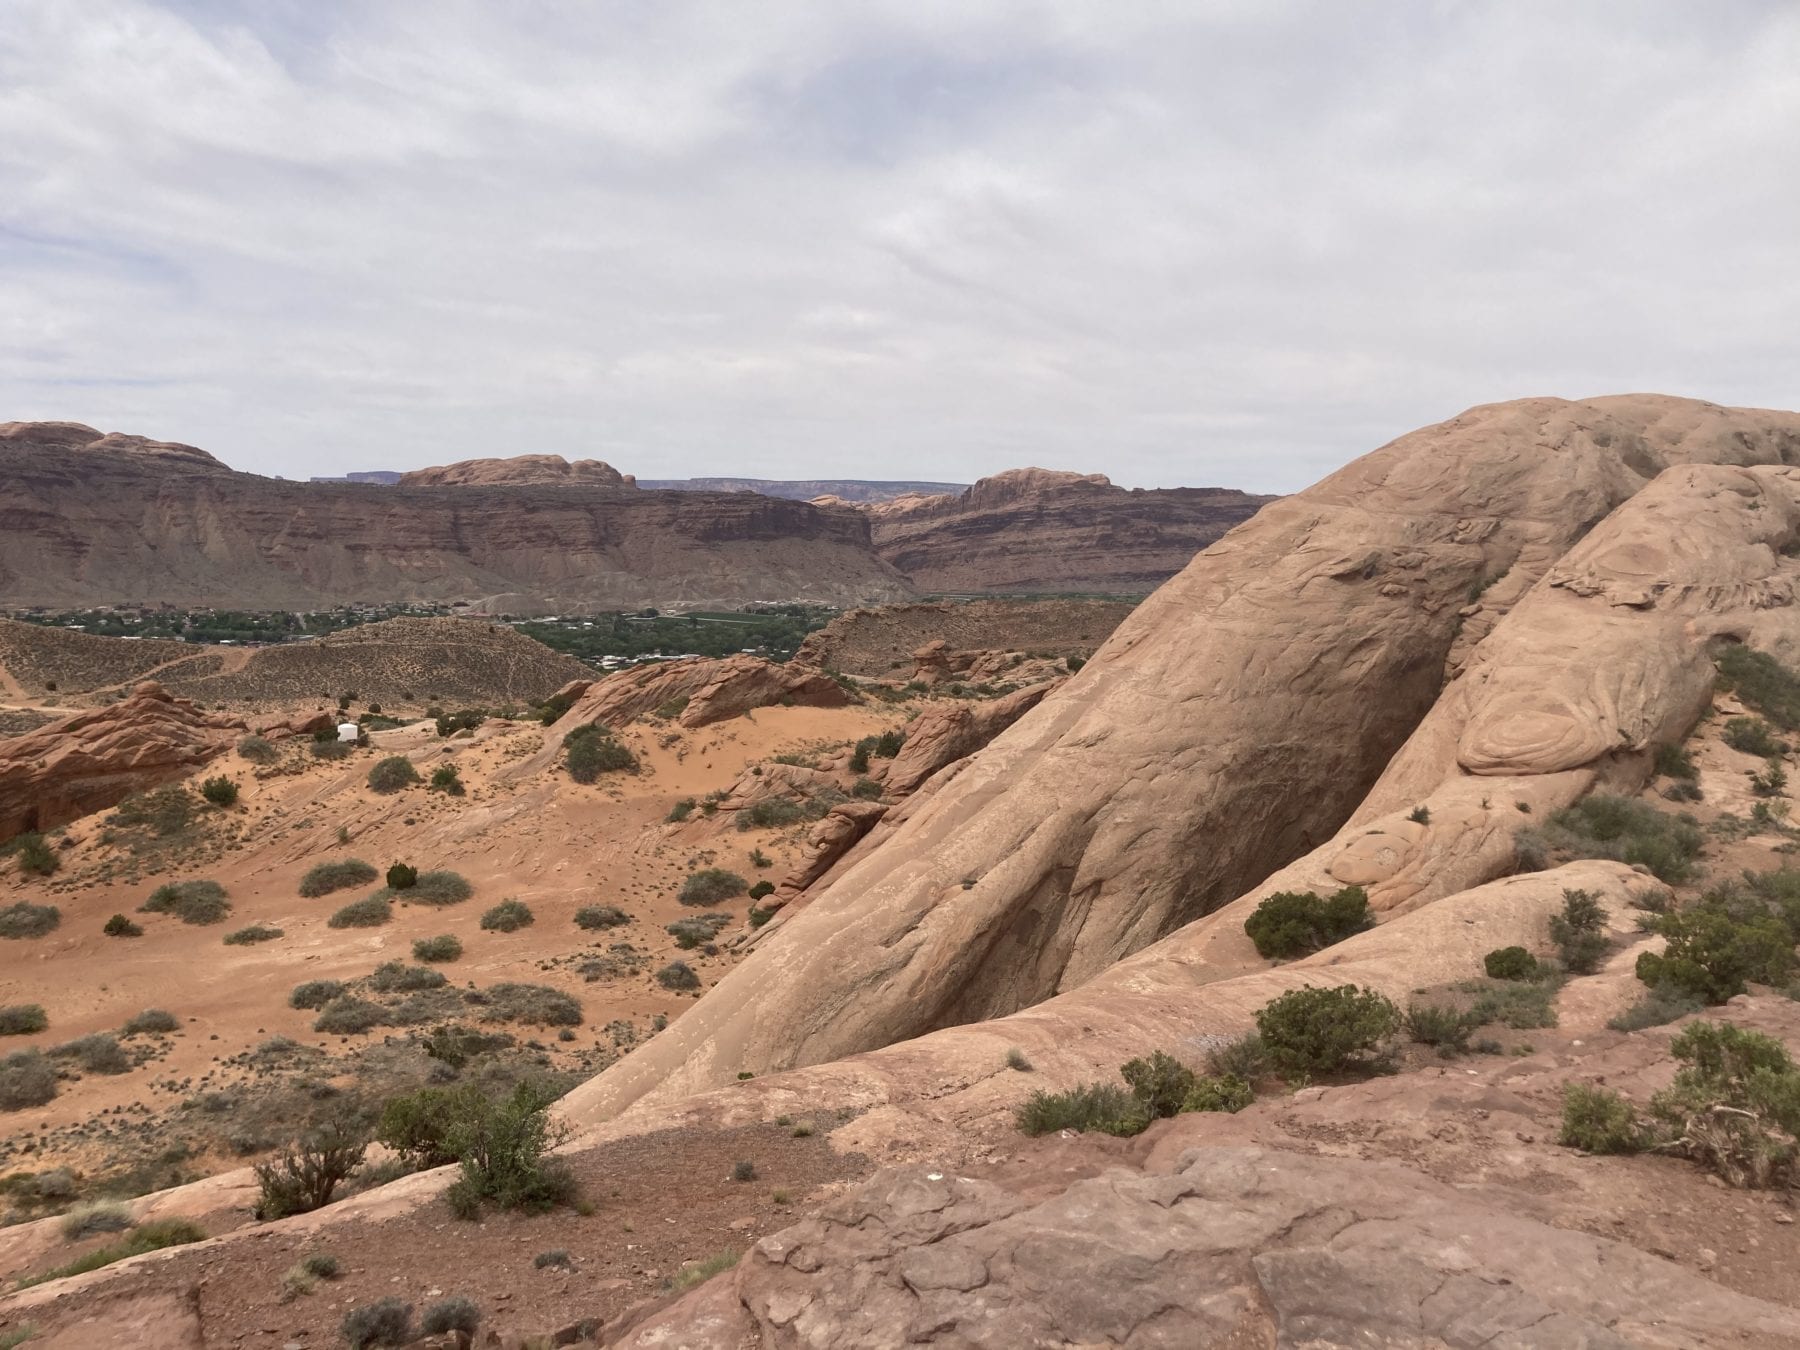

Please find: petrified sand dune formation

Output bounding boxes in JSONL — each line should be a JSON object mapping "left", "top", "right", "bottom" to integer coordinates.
{"left": 572, "top": 394, "right": 1800, "bottom": 1124}
{"left": 397, "top": 453, "right": 635, "bottom": 488}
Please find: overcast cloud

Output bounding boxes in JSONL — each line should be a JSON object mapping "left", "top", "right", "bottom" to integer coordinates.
{"left": 1, "top": 1, "right": 1796, "bottom": 491}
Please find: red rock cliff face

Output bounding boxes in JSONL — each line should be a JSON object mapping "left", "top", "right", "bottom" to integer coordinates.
{"left": 865, "top": 467, "right": 1275, "bottom": 593}
{"left": 0, "top": 425, "right": 912, "bottom": 611}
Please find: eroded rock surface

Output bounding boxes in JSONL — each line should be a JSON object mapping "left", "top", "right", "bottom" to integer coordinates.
{"left": 0, "top": 681, "right": 242, "bottom": 838}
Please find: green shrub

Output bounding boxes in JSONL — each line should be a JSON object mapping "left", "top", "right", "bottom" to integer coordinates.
{"left": 851, "top": 778, "right": 883, "bottom": 800}
{"left": 140, "top": 880, "right": 230, "bottom": 925}
{"left": 429, "top": 764, "right": 465, "bottom": 796}
{"left": 1483, "top": 946, "right": 1539, "bottom": 980}
{"left": 1243, "top": 886, "right": 1374, "bottom": 959}
{"left": 368, "top": 961, "right": 448, "bottom": 994}
{"left": 1015, "top": 1082, "right": 1147, "bottom": 1137}
{"left": 1205, "top": 1033, "right": 1271, "bottom": 1082}
{"left": 310, "top": 738, "right": 352, "bottom": 761}
{"left": 478, "top": 982, "right": 582, "bottom": 1027}
{"left": 0, "top": 1005, "right": 47, "bottom": 1036}
{"left": 748, "top": 880, "right": 775, "bottom": 901}
{"left": 480, "top": 899, "right": 534, "bottom": 932}
{"left": 6, "top": 832, "right": 59, "bottom": 877}
{"left": 302, "top": 1252, "right": 341, "bottom": 1279}
{"left": 0, "top": 901, "right": 61, "bottom": 939}
{"left": 385, "top": 870, "right": 472, "bottom": 906}
{"left": 1255, "top": 984, "right": 1400, "bottom": 1077}
{"left": 367, "top": 756, "right": 421, "bottom": 794}
{"left": 748, "top": 847, "right": 771, "bottom": 868}
{"left": 1119, "top": 1051, "right": 1196, "bottom": 1119}
{"left": 237, "top": 734, "right": 279, "bottom": 764}
{"left": 376, "top": 1086, "right": 465, "bottom": 1168}
{"left": 1750, "top": 759, "right": 1790, "bottom": 797}
{"left": 223, "top": 923, "right": 282, "bottom": 945}
{"left": 412, "top": 934, "right": 463, "bottom": 963}
{"left": 298, "top": 859, "right": 378, "bottom": 898}
{"left": 1716, "top": 644, "right": 1800, "bottom": 728}
{"left": 0, "top": 1050, "right": 57, "bottom": 1109}
{"left": 52, "top": 1032, "right": 130, "bottom": 1074}
{"left": 668, "top": 913, "right": 731, "bottom": 949}
{"left": 385, "top": 862, "right": 418, "bottom": 891}
{"left": 1404, "top": 1001, "right": 1477, "bottom": 1053}
{"left": 1647, "top": 1021, "right": 1800, "bottom": 1188}
{"left": 1559, "top": 1083, "right": 1641, "bottom": 1153}
{"left": 1465, "top": 973, "right": 1562, "bottom": 1029}
{"left": 1549, "top": 888, "right": 1609, "bottom": 974}
{"left": 1723, "top": 716, "right": 1785, "bottom": 758}
{"left": 666, "top": 798, "right": 696, "bottom": 823}
{"left": 1183, "top": 1073, "right": 1255, "bottom": 1113}
{"left": 656, "top": 961, "right": 700, "bottom": 991}
{"left": 574, "top": 905, "right": 629, "bottom": 931}
{"left": 341, "top": 1297, "right": 413, "bottom": 1349}
{"left": 534, "top": 1248, "right": 573, "bottom": 1270}
{"left": 1654, "top": 743, "right": 1698, "bottom": 779}
{"left": 679, "top": 868, "right": 747, "bottom": 906}
{"left": 122, "top": 1008, "right": 178, "bottom": 1036}
{"left": 313, "top": 997, "right": 386, "bottom": 1035}
{"left": 110, "top": 785, "right": 197, "bottom": 836}
{"left": 1607, "top": 987, "right": 1705, "bottom": 1032}
{"left": 1664, "top": 780, "right": 1705, "bottom": 803}
{"left": 566, "top": 724, "right": 636, "bottom": 782}
{"left": 289, "top": 979, "right": 345, "bottom": 1010}
{"left": 199, "top": 775, "right": 239, "bottom": 807}
{"left": 736, "top": 798, "right": 805, "bottom": 830}
{"left": 103, "top": 912, "right": 142, "bottom": 938}
{"left": 328, "top": 896, "right": 391, "bottom": 928}
{"left": 441, "top": 1081, "right": 577, "bottom": 1218}
{"left": 1636, "top": 905, "right": 1795, "bottom": 1003}
{"left": 420, "top": 1296, "right": 480, "bottom": 1337}
{"left": 1518, "top": 795, "right": 1704, "bottom": 885}
{"left": 435, "top": 708, "right": 486, "bottom": 737}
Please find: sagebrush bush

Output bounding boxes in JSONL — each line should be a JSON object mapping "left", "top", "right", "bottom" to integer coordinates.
{"left": 420, "top": 1295, "right": 480, "bottom": 1337}
{"left": 1517, "top": 794, "right": 1704, "bottom": 885}
{"left": 1204, "top": 1033, "right": 1270, "bottom": 1082}
{"left": 140, "top": 880, "right": 230, "bottom": 925}
{"left": 1183, "top": 1072, "right": 1255, "bottom": 1113}
{"left": 0, "top": 1049, "right": 57, "bottom": 1109}
{"left": 52, "top": 1032, "right": 130, "bottom": 1074}
{"left": 1243, "top": 886, "right": 1373, "bottom": 959}
{"left": 679, "top": 868, "right": 747, "bottom": 907}
{"left": 1723, "top": 716, "right": 1785, "bottom": 758}
{"left": 0, "top": 901, "right": 62, "bottom": 939}
{"left": 368, "top": 961, "right": 448, "bottom": 994}
{"left": 668, "top": 913, "right": 730, "bottom": 949}
{"left": 237, "top": 734, "right": 279, "bottom": 764}
{"left": 341, "top": 1297, "right": 413, "bottom": 1350}
{"left": 666, "top": 798, "right": 696, "bottom": 822}
{"left": 298, "top": 859, "right": 378, "bottom": 898}
{"left": 1483, "top": 946, "right": 1539, "bottom": 980}
{"left": 0, "top": 1004, "right": 47, "bottom": 1036}
{"left": 223, "top": 924, "right": 282, "bottom": 946}
{"left": 110, "top": 785, "right": 197, "bottom": 836}
{"left": 574, "top": 904, "right": 629, "bottom": 931}
{"left": 289, "top": 979, "right": 345, "bottom": 1010}
{"left": 1654, "top": 743, "right": 1697, "bottom": 779}
{"left": 122, "top": 1008, "right": 178, "bottom": 1036}
{"left": 1560, "top": 1083, "right": 1641, "bottom": 1154}
{"left": 412, "top": 934, "right": 463, "bottom": 963}
{"left": 656, "top": 960, "right": 700, "bottom": 991}
{"left": 1404, "top": 1001, "right": 1477, "bottom": 1054}
{"left": 1607, "top": 986, "right": 1705, "bottom": 1032}
{"left": 366, "top": 756, "right": 421, "bottom": 794}
{"left": 327, "top": 895, "right": 391, "bottom": 929}
{"left": 103, "top": 912, "right": 142, "bottom": 938}
{"left": 478, "top": 982, "right": 582, "bottom": 1027}
{"left": 384, "top": 869, "right": 471, "bottom": 907}
{"left": 429, "top": 764, "right": 465, "bottom": 796}
{"left": 1255, "top": 985, "right": 1400, "bottom": 1077}
{"left": 313, "top": 996, "right": 386, "bottom": 1035}
{"left": 736, "top": 798, "right": 805, "bottom": 830}
{"left": 566, "top": 724, "right": 636, "bottom": 782}
{"left": 480, "top": 899, "right": 534, "bottom": 932}
{"left": 60, "top": 1199, "right": 134, "bottom": 1239}
{"left": 6, "top": 832, "right": 59, "bottom": 877}
{"left": 1015, "top": 1082, "right": 1147, "bottom": 1137}
{"left": 1549, "top": 888, "right": 1610, "bottom": 974}
{"left": 310, "top": 738, "right": 352, "bottom": 761}
{"left": 199, "top": 775, "right": 239, "bottom": 807}
{"left": 1716, "top": 644, "right": 1800, "bottom": 729}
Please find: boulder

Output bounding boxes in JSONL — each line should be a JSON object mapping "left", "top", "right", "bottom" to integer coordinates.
{"left": 768, "top": 801, "right": 889, "bottom": 911}
{"left": 0, "top": 682, "right": 243, "bottom": 838}
{"left": 883, "top": 683, "right": 1057, "bottom": 796}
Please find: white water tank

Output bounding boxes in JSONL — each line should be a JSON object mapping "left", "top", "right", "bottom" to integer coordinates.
{"left": 336, "top": 722, "right": 360, "bottom": 743}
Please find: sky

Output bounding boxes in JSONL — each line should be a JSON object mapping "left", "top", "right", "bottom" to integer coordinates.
{"left": 1, "top": 2, "right": 1796, "bottom": 492}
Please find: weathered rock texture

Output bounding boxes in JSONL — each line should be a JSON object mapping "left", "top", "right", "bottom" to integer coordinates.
{"left": 614, "top": 1145, "right": 1798, "bottom": 1349}
{"left": 639, "top": 477, "right": 968, "bottom": 502}
{"left": 865, "top": 468, "right": 1274, "bottom": 593}
{"left": 882, "top": 684, "right": 1056, "bottom": 797}
{"left": 0, "top": 423, "right": 910, "bottom": 611}
{"left": 793, "top": 598, "right": 1135, "bottom": 679}
{"left": 0, "top": 682, "right": 242, "bottom": 838}
{"left": 398, "top": 453, "right": 635, "bottom": 488}
{"left": 572, "top": 394, "right": 1800, "bottom": 1122}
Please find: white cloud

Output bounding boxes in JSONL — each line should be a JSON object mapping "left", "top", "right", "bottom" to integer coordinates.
{"left": 0, "top": 0, "right": 1795, "bottom": 490}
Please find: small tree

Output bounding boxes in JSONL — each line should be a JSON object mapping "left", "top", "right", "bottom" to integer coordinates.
{"left": 1548, "top": 889, "right": 1608, "bottom": 974}
{"left": 254, "top": 1118, "right": 368, "bottom": 1219}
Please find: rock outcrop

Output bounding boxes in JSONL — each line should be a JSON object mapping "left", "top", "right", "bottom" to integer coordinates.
{"left": 882, "top": 684, "right": 1056, "bottom": 796}
{"left": 0, "top": 423, "right": 911, "bottom": 611}
{"left": 0, "top": 682, "right": 242, "bottom": 838}
{"left": 570, "top": 394, "right": 1800, "bottom": 1122}
{"left": 767, "top": 800, "right": 888, "bottom": 912}
{"left": 865, "top": 468, "right": 1273, "bottom": 593}
{"left": 792, "top": 599, "right": 1134, "bottom": 679}
{"left": 397, "top": 454, "right": 635, "bottom": 488}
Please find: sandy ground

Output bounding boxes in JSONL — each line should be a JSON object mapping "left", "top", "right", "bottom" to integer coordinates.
{"left": 0, "top": 700, "right": 907, "bottom": 1179}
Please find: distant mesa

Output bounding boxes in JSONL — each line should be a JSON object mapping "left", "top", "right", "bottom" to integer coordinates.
{"left": 397, "top": 454, "right": 636, "bottom": 488}
{"left": 637, "top": 478, "right": 970, "bottom": 503}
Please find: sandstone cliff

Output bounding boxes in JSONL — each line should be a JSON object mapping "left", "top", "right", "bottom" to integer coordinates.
{"left": 0, "top": 424, "right": 911, "bottom": 611}
{"left": 865, "top": 467, "right": 1274, "bottom": 593}
{"left": 397, "top": 454, "right": 635, "bottom": 488}
{"left": 572, "top": 393, "right": 1800, "bottom": 1122}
